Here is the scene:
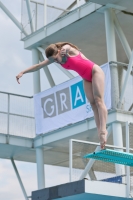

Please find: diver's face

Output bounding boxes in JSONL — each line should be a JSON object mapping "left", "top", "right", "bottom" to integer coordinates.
{"left": 50, "top": 50, "right": 62, "bottom": 63}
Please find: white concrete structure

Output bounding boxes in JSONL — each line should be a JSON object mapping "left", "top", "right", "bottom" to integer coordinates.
{"left": 0, "top": 0, "right": 133, "bottom": 199}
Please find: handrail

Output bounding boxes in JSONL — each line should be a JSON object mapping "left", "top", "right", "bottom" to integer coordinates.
{"left": 0, "top": 91, "right": 33, "bottom": 98}
{"left": 0, "top": 111, "right": 34, "bottom": 119}
{"left": 109, "top": 60, "right": 133, "bottom": 67}
{"left": 0, "top": 91, "right": 35, "bottom": 139}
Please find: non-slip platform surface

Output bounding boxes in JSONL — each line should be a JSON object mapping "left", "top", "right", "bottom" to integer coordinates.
{"left": 84, "top": 149, "right": 133, "bottom": 166}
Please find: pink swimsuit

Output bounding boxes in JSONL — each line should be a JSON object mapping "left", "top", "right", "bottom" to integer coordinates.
{"left": 60, "top": 52, "right": 95, "bottom": 82}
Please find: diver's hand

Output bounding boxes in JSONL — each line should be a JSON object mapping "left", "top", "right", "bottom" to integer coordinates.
{"left": 16, "top": 72, "right": 23, "bottom": 84}
{"left": 60, "top": 48, "right": 66, "bottom": 56}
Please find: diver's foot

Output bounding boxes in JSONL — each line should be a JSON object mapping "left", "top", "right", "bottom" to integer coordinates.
{"left": 99, "top": 131, "right": 107, "bottom": 149}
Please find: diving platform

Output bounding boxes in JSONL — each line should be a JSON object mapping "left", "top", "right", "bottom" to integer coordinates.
{"left": 32, "top": 179, "right": 128, "bottom": 200}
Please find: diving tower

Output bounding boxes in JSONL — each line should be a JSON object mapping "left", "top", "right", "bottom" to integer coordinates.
{"left": 0, "top": 0, "right": 133, "bottom": 199}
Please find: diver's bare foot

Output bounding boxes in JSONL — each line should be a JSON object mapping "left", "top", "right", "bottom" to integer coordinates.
{"left": 99, "top": 131, "right": 107, "bottom": 149}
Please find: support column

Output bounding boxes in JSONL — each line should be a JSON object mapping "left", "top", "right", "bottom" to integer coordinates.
{"left": 44, "top": 0, "right": 47, "bottom": 26}
{"left": 32, "top": 49, "right": 41, "bottom": 94}
{"left": 26, "top": 0, "right": 34, "bottom": 33}
{"left": 104, "top": 8, "right": 119, "bottom": 108}
{"left": 125, "top": 122, "right": 130, "bottom": 198}
{"left": 32, "top": 48, "right": 45, "bottom": 189}
{"left": 77, "top": 0, "right": 80, "bottom": 7}
{"left": 104, "top": 8, "right": 125, "bottom": 177}
{"left": 36, "top": 148, "right": 45, "bottom": 189}
{"left": 118, "top": 67, "right": 124, "bottom": 109}
{"left": 112, "top": 123, "right": 125, "bottom": 176}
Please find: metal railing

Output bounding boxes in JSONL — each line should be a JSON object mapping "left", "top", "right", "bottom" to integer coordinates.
{"left": 0, "top": 91, "right": 35, "bottom": 139}
{"left": 21, "top": 0, "right": 89, "bottom": 38}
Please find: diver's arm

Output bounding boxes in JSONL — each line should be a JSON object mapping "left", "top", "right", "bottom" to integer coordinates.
{"left": 23, "top": 59, "right": 52, "bottom": 74}
{"left": 16, "top": 59, "right": 53, "bottom": 84}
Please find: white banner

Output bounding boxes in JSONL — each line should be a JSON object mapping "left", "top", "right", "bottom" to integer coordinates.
{"left": 34, "top": 63, "right": 111, "bottom": 134}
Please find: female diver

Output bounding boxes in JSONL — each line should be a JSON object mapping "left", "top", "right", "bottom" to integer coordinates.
{"left": 16, "top": 42, "right": 108, "bottom": 149}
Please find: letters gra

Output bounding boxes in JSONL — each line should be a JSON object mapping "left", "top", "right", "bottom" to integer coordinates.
{"left": 41, "top": 81, "right": 86, "bottom": 118}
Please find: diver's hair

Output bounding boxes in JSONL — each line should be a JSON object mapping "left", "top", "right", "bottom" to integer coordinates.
{"left": 45, "top": 42, "right": 79, "bottom": 58}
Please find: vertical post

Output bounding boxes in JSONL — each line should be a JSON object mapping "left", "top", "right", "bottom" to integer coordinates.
{"left": 32, "top": 49, "right": 41, "bottom": 94}
{"left": 7, "top": 94, "right": 10, "bottom": 143}
{"left": 25, "top": 0, "right": 34, "bottom": 33}
{"left": 112, "top": 123, "right": 125, "bottom": 176}
{"left": 104, "top": 8, "right": 125, "bottom": 177}
{"left": 77, "top": 0, "right": 80, "bottom": 18}
{"left": 118, "top": 67, "right": 124, "bottom": 109}
{"left": 69, "top": 139, "right": 73, "bottom": 182}
{"left": 36, "top": 148, "right": 45, "bottom": 189}
{"left": 126, "top": 122, "right": 130, "bottom": 198}
{"left": 44, "top": 0, "right": 47, "bottom": 26}
{"left": 35, "top": 3, "right": 37, "bottom": 31}
{"left": 32, "top": 48, "right": 45, "bottom": 189}
{"left": 77, "top": 0, "right": 80, "bottom": 7}
{"left": 104, "top": 8, "right": 119, "bottom": 108}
